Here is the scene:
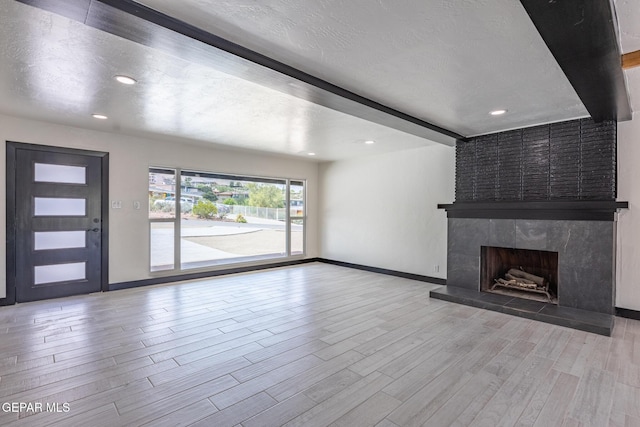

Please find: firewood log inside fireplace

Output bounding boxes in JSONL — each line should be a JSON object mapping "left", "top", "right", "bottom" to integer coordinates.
{"left": 506, "top": 268, "right": 547, "bottom": 288}
{"left": 490, "top": 267, "right": 552, "bottom": 302}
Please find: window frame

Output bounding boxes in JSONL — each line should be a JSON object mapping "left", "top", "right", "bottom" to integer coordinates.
{"left": 149, "top": 167, "right": 306, "bottom": 273}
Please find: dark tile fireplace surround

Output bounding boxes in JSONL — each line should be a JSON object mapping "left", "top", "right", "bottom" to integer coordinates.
{"left": 431, "top": 118, "right": 627, "bottom": 336}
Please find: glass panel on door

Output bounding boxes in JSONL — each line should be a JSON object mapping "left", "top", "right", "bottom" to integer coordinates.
{"left": 34, "top": 163, "right": 86, "bottom": 184}
{"left": 34, "top": 262, "right": 86, "bottom": 285}
{"left": 34, "top": 197, "right": 86, "bottom": 216}
{"left": 34, "top": 231, "right": 86, "bottom": 250}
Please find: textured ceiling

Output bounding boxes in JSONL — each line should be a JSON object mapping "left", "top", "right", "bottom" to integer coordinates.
{"left": 0, "top": 0, "right": 440, "bottom": 160}
{"left": 1, "top": 0, "right": 634, "bottom": 161}
{"left": 134, "top": 0, "right": 588, "bottom": 136}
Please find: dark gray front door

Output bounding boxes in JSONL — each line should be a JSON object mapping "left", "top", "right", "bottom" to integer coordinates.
{"left": 12, "top": 145, "right": 105, "bottom": 302}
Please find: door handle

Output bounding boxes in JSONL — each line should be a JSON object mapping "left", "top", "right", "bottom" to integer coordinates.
{"left": 87, "top": 228, "right": 100, "bottom": 232}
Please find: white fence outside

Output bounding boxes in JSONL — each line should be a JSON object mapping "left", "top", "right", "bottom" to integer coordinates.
{"left": 218, "top": 204, "right": 288, "bottom": 221}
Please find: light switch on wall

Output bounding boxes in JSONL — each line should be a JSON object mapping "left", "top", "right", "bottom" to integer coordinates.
{"left": 111, "top": 200, "right": 122, "bottom": 209}
{"left": 133, "top": 201, "right": 141, "bottom": 210}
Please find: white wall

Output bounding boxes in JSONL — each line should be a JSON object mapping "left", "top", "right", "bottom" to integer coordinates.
{"left": 318, "top": 144, "right": 454, "bottom": 278}
{"left": 617, "top": 112, "right": 640, "bottom": 310}
{"left": 0, "top": 114, "right": 319, "bottom": 298}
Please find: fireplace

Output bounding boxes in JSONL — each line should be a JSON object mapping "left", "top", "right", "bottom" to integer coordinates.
{"left": 430, "top": 118, "right": 626, "bottom": 335}
{"left": 443, "top": 217, "right": 616, "bottom": 313}
{"left": 481, "top": 246, "right": 558, "bottom": 304}
{"left": 431, "top": 215, "right": 621, "bottom": 335}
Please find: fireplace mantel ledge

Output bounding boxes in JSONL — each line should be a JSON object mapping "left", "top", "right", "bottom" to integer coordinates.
{"left": 437, "top": 200, "right": 628, "bottom": 221}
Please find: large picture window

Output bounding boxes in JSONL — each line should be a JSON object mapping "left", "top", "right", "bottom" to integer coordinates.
{"left": 149, "top": 168, "right": 305, "bottom": 272}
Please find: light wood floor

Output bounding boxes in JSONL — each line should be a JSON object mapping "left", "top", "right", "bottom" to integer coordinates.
{"left": 0, "top": 263, "right": 638, "bottom": 426}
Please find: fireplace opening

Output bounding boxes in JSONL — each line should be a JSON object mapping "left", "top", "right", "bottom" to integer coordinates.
{"left": 481, "top": 246, "right": 559, "bottom": 304}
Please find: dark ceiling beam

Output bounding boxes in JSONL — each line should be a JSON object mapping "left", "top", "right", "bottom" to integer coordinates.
{"left": 622, "top": 50, "right": 640, "bottom": 70}
{"left": 519, "top": 0, "right": 631, "bottom": 122}
{"left": 15, "top": 0, "right": 463, "bottom": 145}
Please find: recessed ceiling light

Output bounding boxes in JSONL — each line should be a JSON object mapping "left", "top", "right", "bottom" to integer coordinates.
{"left": 92, "top": 114, "right": 108, "bottom": 120}
{"left": 308, "top": 152, "right": 316, "bottom": 156}
{"left": 490, "top": 109, "right": 507, "bottom": 116}
{"left": 364, "top": 140, "right": 375, "bottom": 144}
{"left": 115, "top": 75, "right": 137, "bottom": 85}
